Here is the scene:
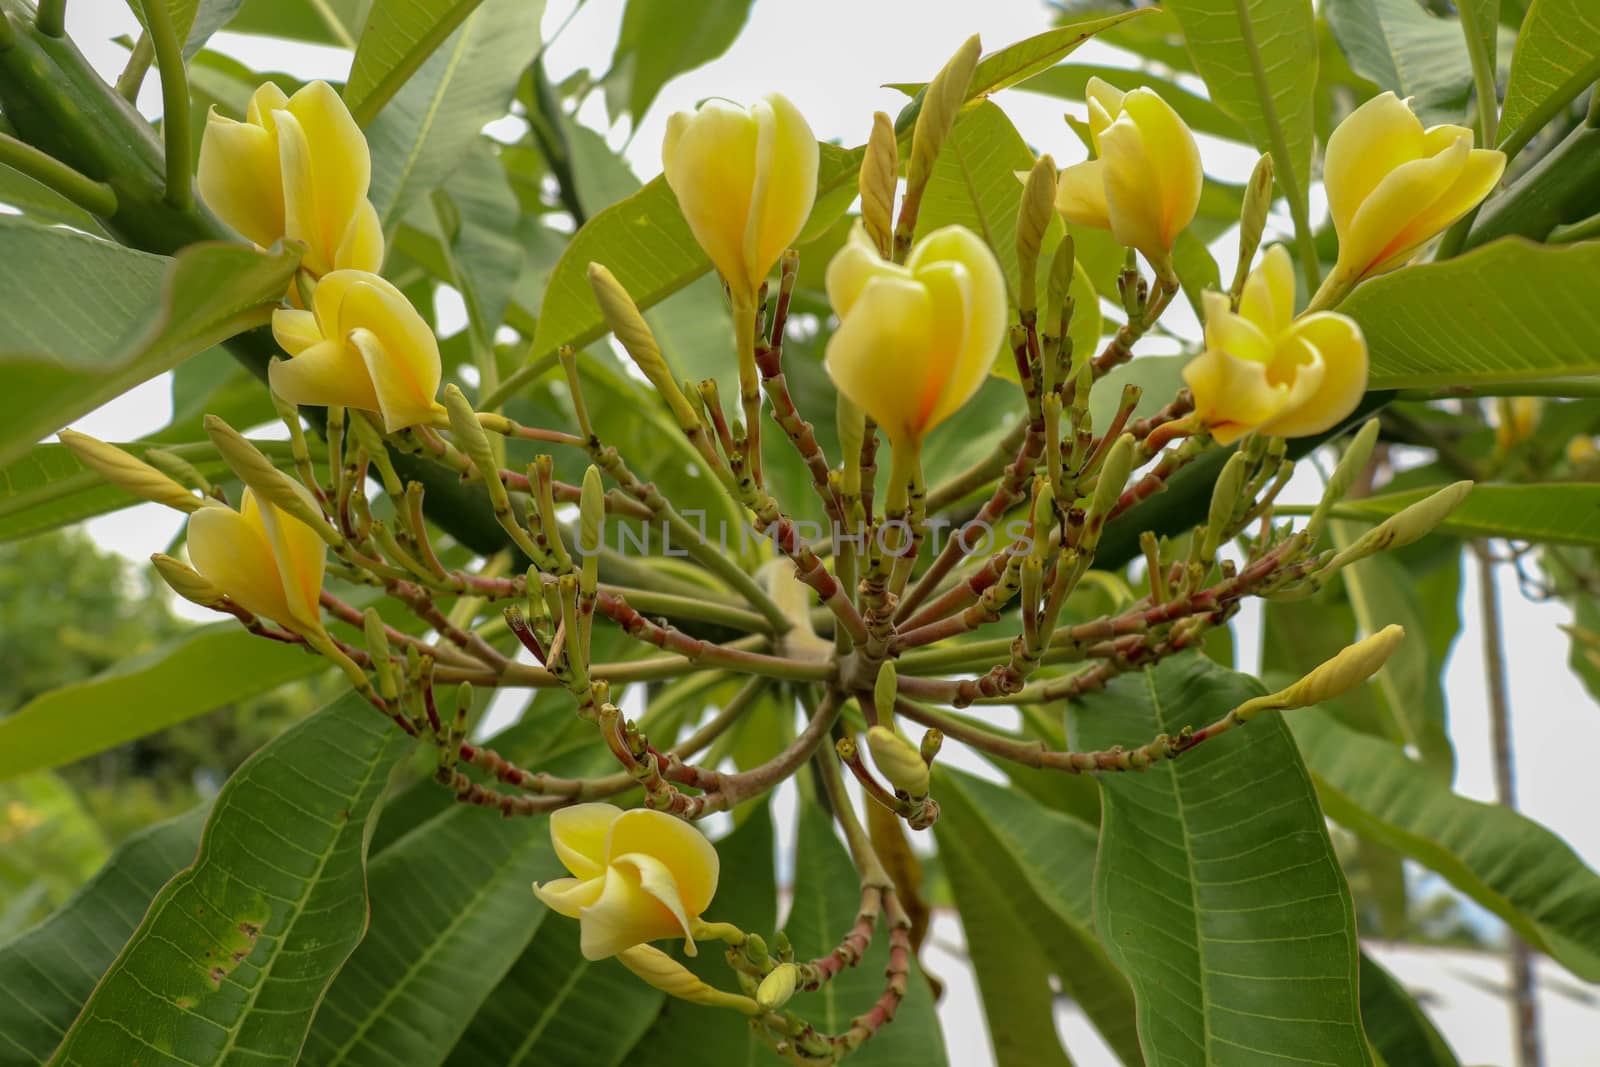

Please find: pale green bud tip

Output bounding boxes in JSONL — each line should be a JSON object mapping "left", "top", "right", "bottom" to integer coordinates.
{"left": 866, "top": 725, "right": 930, "bottom": 797}
{"left": 1016, "top": 155, "right": 1057, "bottom": 306}
{"left": 59, "top": 430, "right": 201, "bottom": 513}
{"left": 873, "top": 663, "right": 898, "bottom": 717}
{"left": 362, "top": 607, "right": 388, "bottom": 649}
{"left": 1380, "top": 480, "right": 1472, "bottom": 548}
{"left": 756, "top": 963, "right": 800, "bottom": 1011}
{"left": 860, "top": 111, "right": 898, "bottom": 252}
{"left": 1245, "top": 625, "right": 1405, "bottom": 719}
{"left": 587, "top": 262, "right": 660, "bottom": 365}
{"left": 150, "top": 552, "right": 224, "bottom": 606}
{"left": 580, "top": 466, "right": 605, "bottom": 554}
{"left": 1091, "top": 434, "right": 1137, "bottom": 518}
{"left": 201, "top": 416, "right": 328, "bottom": 532}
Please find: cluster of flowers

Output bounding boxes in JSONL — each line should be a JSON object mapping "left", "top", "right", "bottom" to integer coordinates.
{"left": 95, "top": 69, "right": 1503, "bottom": 969}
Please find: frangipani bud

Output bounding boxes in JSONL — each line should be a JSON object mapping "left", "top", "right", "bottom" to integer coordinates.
{"left": 859, "top": 111, "right": 898, "bottom": 257}
{"left": 270, "top": 270, "right": 445, "bottom": 432}
{"left": 1325, "top": 480, "right": 1474, "bottom": 570}
{"left": 1307, "top": 419, "right": 1381, "bottom": 545}
{"left": 150, "top": 553, "right": 225, "bottom": 607}
{"left": 587, "top": 263, "right": 702, "bottom": 433}
{"left": 866, "top": 725, "right": 930, "bottom": 798}
{"left": 203, "top": 415, "right": 340, "bottom": 546}
{"left": 532, "top": 803, "right": 720, "bottom": 961}
{"left": 661, "top": 93, "right": 818, "bottom": 304}
{"left": 1231, "top": 153, "right": 1274, "bottom": 296}
{"left": 1321, "top": 92, "right": 1505, "bottom": 292}
{"left": 823, "top": 222, "right": 1005, "bottom": 450}
{"left": 442, "top": 384, "right": 510, "bottom": 513}
{"left": 1016, "top": 154, "right": 1057, "bottom": 316}
{"left": 1184, "top": 246, "right": 1368, "bottom": 445}
{"left": 186, "top": 490, "right": 327, "bottom": 636}
{"left": 1234, "top": 625, "right": 1405, "bottom": 721}
{"left": 58, "top": 430, "right": 201, "bottom": 513}
{"left": 197, "top": 80, "right": 383, "bottom": 276}
{"left": 756, "top": 963, "right": 800, "bottom": 1011}
{"left": 1055, "top": 77, "right": 1202, "bottom": 279}
{"left": 617, "top": 946, "right": 760, "bottom": 1015}
{"left": 905, "top": 36, "right": 982, "bottom": 216}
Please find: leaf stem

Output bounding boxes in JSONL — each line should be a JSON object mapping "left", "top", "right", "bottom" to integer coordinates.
{"left": 141, "top": 0, "right": 191, "bottom": 209}
{"left": 1456, "top": 0, "right": 1499, "bottom": 148}
{"left": 34, "top": 0, "right": 64, "bottom": 36}
{"left": 114, "top": 32, "right": 153, "bottom": 103}
{"left": 0, "top": 131, "right": 117, "bottom": 216}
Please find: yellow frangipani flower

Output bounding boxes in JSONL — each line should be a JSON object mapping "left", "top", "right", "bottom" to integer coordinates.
{"left": 197, "top": 80, "right": 384, "bottom": 277}
{"left": 823, "top": 222, "right": 1006, "bottom": 450}
{"left": 1183, "top": 245, "right": 1368, "bottom": 445}
{"left": 270, "top": 270, "right": 445, "bottom": 432}
{"left": 1322, "top": 92, "right": 1505, "bottom": 292}
{"left": 1494, "top": 396, "right": 1542, "bottom": 449}
{"left": 186, "top": 489, "right": 326, "bottom": 636}
{"left": 1054, "top": 77, "right": 1202, "bottom": 279}
{"left": 662, "top": 93, "right": 818, "bottom": 304}
{"left": 532, "top": 803, "right": 720, "bottom": 961}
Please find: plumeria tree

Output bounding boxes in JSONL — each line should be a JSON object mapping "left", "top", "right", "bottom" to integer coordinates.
{"left": 1, "top": 1, "right": 1598, "bottom": 1065}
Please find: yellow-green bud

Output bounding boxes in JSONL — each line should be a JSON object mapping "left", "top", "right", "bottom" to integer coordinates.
{"left": 1202, "top": 451, "right": 1252, "bottom": 560}
{"left": 906, "top": 35, "right": 981, "bottom": 200}
{"left": 363, "top": 608, "right": 397, "bottom": 701}
{"left": 1234, "top": 625, "right": 1405, "bottom": 722}
{"left": 1089, "top": 434, "right": 1136, "bottom": 524}
{"left": 919, "top": 728, "right": 943, "bottom": 765}
{"left": 58, "top": 430, "right": 201, "bottom": 513}
{"left": 756, "top": 963, "right": 800, "bottom": 1011}
{"left": 860, "top": 111, "right": 898, "bottom": 256}
{"left": 1044, "top": 234, "right": 1076, "bottom": 338}
{"left": 202, "top": 415, "right": 340, "bottom": 546}
{"left": 1029, "top": 478, "right": 1055, "bottom": 565}
{"left": 587, "top": 263, "right": 700, "bottom": 432}
{"left": 442, "top": 384, "right": 511, "bottom": 514}
{"left": 141, "top": 448, "right": 211, "bottom": 495}
{"left": 873, "top": 662, "right": 898, "bottom": 718}
{"left": 866, "top": 725, "right": 930, "bottom": 797}
{"left": 150, "top": 552, "right": 225, "bottom": 607}
{"left": 1231, "top": 153, "right": 1275, "bottom": 299}
{"left": 579, "top": 464, "right": 604, "bottom": 593}
{"left": 1016, "top": 154, "right": 1057, "bottom": 316}
{"left": 1307, "top": 419, "right": 1381, "bottom": 547}
{"left": 616, "top": 946, "right": 761, "bottom": 1014}
{"left": 1326, "top": 481, "right": 1473, "bottom": 570}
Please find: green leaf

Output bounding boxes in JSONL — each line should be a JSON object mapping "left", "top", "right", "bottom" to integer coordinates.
{"left": 1161, "top": 0, "right": 1319, "bottom": 247}
{"left": 366, "top": 0, "right": 545, "bottom": 227}
{"left": 1019, "top": 63, "right": 1247, "bottom": 142}
{"left": 301, "top": 807, "right": 556, "bottom": 1065}
{"left": 127, "top": 0, "right": 247, "bottom": 59}
{"left": 0, "top": 164, "right": 108, "bottom": 234}
{"left": 1350, "top": 239, "right": 1600, "bottom": 387}
{"left": 605, "top": 0, "right": 755, "bottom": 121}
{"left": 1332, "top": 483, "right": 1600, "bottom": 547}
{"left": 0, "top": 220, "right": 299, "bottom": 468}
{"left": 961, "top": 10, "right": 1152, "bottom": 99}
{"left": 0, "top": 624, "right": 328, "bottom": 784}
{"left": 936, "top": 772, "right": 1142, "bottom": 1067}
{"left": 1069, "top": 654, "right": 1373, "bottom": 1067}
{"left": 1291, "top": 707, "right": 1600, "bottom": 981}
{"left": 1358, "top": 953, "right": 1460, "bottom": 1067}
{"left": 1324, "top": 0, "right": 1474, "bottom": 117}
{"left": 225, "top": 0, "right": 363, "bottom": 46}
{"left": 781, "top": 806, "right": 948, "bottom": 1066}
{"left": 1500, "top": 0, "right": 1600, "bottom": 152}
{"left": 421, "top": 140, "right": 525, "bottom": 342}
{"left": 623, "top": 803, "right": 778, "bottom": 1067}
{"left": 46, "top": 692, "right": 408, "bottom": 1066}
{"left": 345, "top": 0, "right": 490, "bottom": 125}
{"left": 0, "top": 810, "right": 206, "bottom": 1066}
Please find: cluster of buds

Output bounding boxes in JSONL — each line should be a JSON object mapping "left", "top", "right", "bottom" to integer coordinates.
{"left": 51, "top": 31, "right": 1506, "bottom": 1064}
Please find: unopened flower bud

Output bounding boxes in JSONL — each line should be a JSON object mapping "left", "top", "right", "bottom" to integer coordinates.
{"left": 1307, "top": 419, "right": 1381, "bottom": 545}
{"left": 1494, "top": 397, "right": 1542, "bottom": 450}
{"left": 587, "top": 263, "right": 701, "bottom": 433}
{"left": 617, "top": 946, "right": 760, "bottom": 1014}
{"left": 866, "top": 725, "right": 930, "bottom": 797}
{"left": 1567, "top": 435, "right": 1598, "bottom": 465}
{"left": 1231, "top": 153, "right": 1275, "bottom": 298}
{"left": 904, "top": 35, "right": 982, "bottom": 222}
{"left": 442, "top": 384, "right": 510, "bottom": 513}
{"left": 1202, "top": 451, "right": 1252, "bottom": 559}
{"left": 919, "top": 728, "right": 944, "bottom": 765}
{"left": 859, "top": 111, "right": 898, "bottom": 256}
{"left": 58, "top": 430, "right": 201, "bottom": 513}
{"left": 1016, "top": 154, "right": 1057, "bottom": 316}
{"left": 1326, "top": 480, "right": 1473, "bottom": 570}
{"left": 363, "top": 608, "right": 396, "bottom": 700}
{"left": 756, "top": 963, "right": 800, "bottom": 1011}
{"left": 203, "top": 415, "right": 340, "bottom": 546}
{"left": 1044, "top": 234, "right": 1076, "bottom": 337}
{"left": 150, "top": 552, "right": 225, "bottom": 607}
{"left": 579, "top": 465, "right": 604, "bottom": 593}
{"left": 1235, "top": 625, "right": 1405, "bottom": 721}
{"left": 1089, "top": 434, "right": 1136, "bottom": 524}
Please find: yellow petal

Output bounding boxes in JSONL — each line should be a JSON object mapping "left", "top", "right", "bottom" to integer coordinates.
{"left": 249, "top": 488, "right": 326, "bottom": 635}
{"left": 272, "top": 308, "right": 322, "bottom": 356}
{"left": 613, "top": 852, "right": 697, "bottom": 951}
{"left": 1366, "top": 146, "right": 1505, "bottom": 277}
{"left": 269, "top": 337, "right": 381, "bottom": 413}
{"left": 1323, "top": 92, "right": 1425, "bottom": 240}
{"left": 1055, "top": 158, "right": 1111, "bottom": 231}
{"left": 1260, "top": 312, "right": 1367, "bottom": 438}
{"left": 1239, "top": 244, "right": 1296, "bottom": 337}
{"left": 911, "top": 226, "right": 1006, "bottom": 429}
{"left": 1084, "top": 76, "right": 1125, "bottom": 146}
{"left": 532, "top": 875, "right": 605, "bottom": 919}
{"left": 550, "top": 802, "right": 625, "bottom": 880}
{"left": 824, "top": 221, "right": 902, "bottom": 319}
{"left": 186, "top": 500, "right": 295, "bottom": 627}
{"left": 337, "top": 275, "right": 443, "bottom": 431}
{"left": 743, "top": 93, "right": 818, "bottom": 294}
{"left": 661, "top": 101, "right": 758, "bottom": 299}
{"left": 1097, "top": 110, "right": 1166, "bottom": 260}
{"left": 1182, "top": 346, "right": 1291, "bottom": 445}
{"left": 1338, "top": 135, "right": 1470, "bottom": 280}
{"left": 606, "top": 809, "right": 719, "bottom": 918}
{"left": 335, "top": 198, "right": 386, "bottom": 274}
{"left": 197, "top": 111, "right": 285, "bottom": 249}
{"left": 1119, "top": 87, "right": 1201, "bottom": 250}
{"left": 277, "top": 81, "right": 372, "bottom": 275}
{"left": 823, "top": 274, "right": 935, "bottom": 447}
{"left": 1202, "top": 291, "right": 1274, "bottom": 365}
{"left": 245, "top": 82, "right": 290, "bottom": 128}
{"left": 576, "top": 861, "right": 686, "bottom": 961}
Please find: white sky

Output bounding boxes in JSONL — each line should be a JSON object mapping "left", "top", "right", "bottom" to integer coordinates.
{"left": 50, "top": 0, "right": 1600, "bottom": 1062}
